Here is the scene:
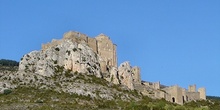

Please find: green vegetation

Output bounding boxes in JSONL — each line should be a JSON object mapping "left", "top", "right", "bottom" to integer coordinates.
{"left": 0, "top": 59, "right": 19, "bottom": 66}
{"left": 3, "top": 89, "right": 12, "bottom": 95}
{"left": 1, "top": 61, "right": 220, "bottom": 109}
{"left": 1, "top": 86, "right": 219, "bottom": 110}
{"left": 207, "top": 96, "right": 220, "bottom": 101}
{"left": 0, "top": 59, "right": 19, "bottom": 72}
{"left": 72, "top": 48, "right": 77, "bottom": 52}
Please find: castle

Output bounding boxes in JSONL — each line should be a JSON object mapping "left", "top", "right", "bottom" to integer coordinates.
{"left": 42, "top": 31, "right": 206, "bottom": 105}
{"left": 42, "top": 31, "right": 117, "bottom": 76}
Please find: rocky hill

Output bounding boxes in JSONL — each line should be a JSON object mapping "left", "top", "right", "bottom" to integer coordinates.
{"left": 0, "top": 31, "right": 219, "bottom": 109}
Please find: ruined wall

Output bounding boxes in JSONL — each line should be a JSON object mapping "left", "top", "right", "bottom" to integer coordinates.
{"left": 63, "top": 31, "right": 88, "bottom": 43}
{"left": 42, "top": 39, "right": 63, "bottom": 51}
{"left": 132, "top": 66, "right": 141, "bottom": 84}
{"left": 143, "top": 81, "right": 160, "bottom": 90}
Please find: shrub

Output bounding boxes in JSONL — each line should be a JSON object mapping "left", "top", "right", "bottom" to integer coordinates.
{"left": 73, "top": 48, "right": 77, "bottom": 52}
{"left": 65, "top": 70, "right": 73, "bottom": 77}
{"left": 3, "top": 89, "right": 12, "bottom": 95}
{"left": 66, "top": 50, "right": 71, "bottom": 55}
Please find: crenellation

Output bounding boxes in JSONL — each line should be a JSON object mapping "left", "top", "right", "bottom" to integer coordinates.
{"left": 188, "top": 84, "right": 196, "bottom": 92}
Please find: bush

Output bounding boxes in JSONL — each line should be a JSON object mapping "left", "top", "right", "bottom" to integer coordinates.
{"left": 3, "top": 89, "right": 12, "bottom": 95}
{"left": 73, "top": 48, "right": 77, "bottom": 52}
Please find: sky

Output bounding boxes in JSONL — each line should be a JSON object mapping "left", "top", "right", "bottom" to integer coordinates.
{"left": 0, "top": 0, "right": 219, "bottom": 96}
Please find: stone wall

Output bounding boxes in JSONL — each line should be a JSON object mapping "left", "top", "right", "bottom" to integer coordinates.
{"left": 186, "top": 92, "right": 200, "bottom": 101}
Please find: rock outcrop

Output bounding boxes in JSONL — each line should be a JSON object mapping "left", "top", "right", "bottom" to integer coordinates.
{"left": 118, "top": 62, "right": 134, "bottom": 90}
{"left": 19, "top": 31, "right": 142, "bottom": 91}
{"left": 19, "top": 40, "right": 102, "bottom": 78}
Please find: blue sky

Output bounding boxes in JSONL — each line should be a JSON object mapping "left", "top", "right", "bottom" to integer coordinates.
{"left": 0, "top": 0, "right": 219, "bottom": 96}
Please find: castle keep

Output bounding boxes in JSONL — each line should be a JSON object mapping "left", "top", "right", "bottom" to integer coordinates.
{"left": 42, "top": 31, "right": 206, "bottom": 105}
{"left": 42, "top": 31, "right": 117, "bottom": 74}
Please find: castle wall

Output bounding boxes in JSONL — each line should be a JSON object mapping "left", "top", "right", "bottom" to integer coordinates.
{"left": 96, "top": 35, "right": 114, "bottom": 66}
{"left": 182, "top": 88, "right": 187, "bottom": 103}
{"left": 163, "top": 85, "right": 184, "bottom": 105}
{"left": 186, "top": 92, "right": 200, "bottom": 101}
{"left": 88, "top": 37, "right": 98, "bottom": 54}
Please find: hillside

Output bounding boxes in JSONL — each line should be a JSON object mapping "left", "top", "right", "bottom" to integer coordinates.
{"left": 0, "top": 61, "right": 220, "bottom": 109}
{"left": 0, "top": 31, "right": 220, "bottom": 109}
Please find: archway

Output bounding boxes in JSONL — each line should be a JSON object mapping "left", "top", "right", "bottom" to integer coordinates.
{"left": 172, "top": 97, "right": 175, "bottom": 103}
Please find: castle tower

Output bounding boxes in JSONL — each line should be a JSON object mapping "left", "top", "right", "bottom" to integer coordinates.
{"left": 169, "top": 85, "right": 184, "bottom": 105}
{"left": 95, "top": 34, "right": 117, "bottom": 70}
{"left": 153, "top": 82, "right": 160, "bottom": 90}
{"left": 188, "top": 84, "right": 196, "bottom": 92}
{"left": 198, "top": 88, "right": 206, "bottom": 100}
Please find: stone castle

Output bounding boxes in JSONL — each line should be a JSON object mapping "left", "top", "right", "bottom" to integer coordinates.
{"left": 41, "top": 31, "right": 206, "bottom": 105}
{"left": 42, "top": 31, "right": 117, "bottom": 75}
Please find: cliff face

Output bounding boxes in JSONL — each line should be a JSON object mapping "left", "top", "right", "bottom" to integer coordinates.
{"left": 19, "top": 40, "right": 102, "bottom": 77}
